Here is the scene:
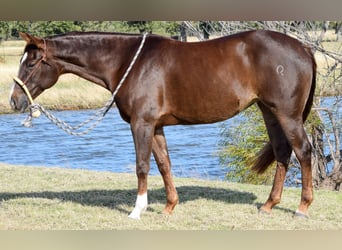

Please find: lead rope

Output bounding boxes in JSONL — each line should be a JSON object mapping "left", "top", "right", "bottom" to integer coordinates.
{"left": 18, "top": 33, "right": 148, "bottom": 136}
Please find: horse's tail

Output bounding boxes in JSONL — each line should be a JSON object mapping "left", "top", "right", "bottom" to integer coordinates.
{"left": 252, "top": 46, "right": 317, "bottom": 174}
{"left": 302, "top": 46, "right": 317, "bottom": 122}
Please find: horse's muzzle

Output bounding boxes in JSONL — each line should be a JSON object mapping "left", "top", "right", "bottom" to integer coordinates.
{"left": 10, "top": 95, "right": 29, "bottom": 113}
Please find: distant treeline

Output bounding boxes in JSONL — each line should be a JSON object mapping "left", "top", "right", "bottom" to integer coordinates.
{"left": 1, "top": 21, "right": 341, "bottom": 41}
{"left": 0, "top": 21, "right": 183, "bottom": 40}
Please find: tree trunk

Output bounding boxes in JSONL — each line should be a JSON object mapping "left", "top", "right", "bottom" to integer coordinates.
{"left": 311, "top": 107, "right": 342, "bottom": 191}
{"left": 335, "top": 22, "right": 342, "bottom": 41}
{"left": 311, "top": 119, "right": 327, "bottom": 188}
{"left": 180, "top": 22, "right": 187, "bottom": 42}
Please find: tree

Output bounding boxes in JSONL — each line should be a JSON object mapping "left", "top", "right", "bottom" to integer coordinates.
{"left": 29, "top": 21, "right": 81, "bottom": 36}
{"left": 218, "top": 105, "right": 276, "bottom": 185}
{"left": 125, "top": 21, "right": 153, "bottom": 33}
{"left": 165, "top": 22, "right": 181, "bottom": 38}
{"left": 0, "top": 21, "right": 186, "bottom": 40}
{"left": 0, "top": 21, "right": 10, "bottom": 40}
{"left": 199, "top": 21, "right": 213, "bottom": 39}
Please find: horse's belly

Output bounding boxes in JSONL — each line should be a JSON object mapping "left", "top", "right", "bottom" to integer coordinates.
{"left": 170, "top": 93, "right": 254, "bottom": 125}
{"left": 165, "top": 69, "right": 257, "bottom": 125}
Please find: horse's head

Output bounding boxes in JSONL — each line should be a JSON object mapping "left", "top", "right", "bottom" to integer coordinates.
{"left": 10, "top": 32, "right": 59, "bottom": 112}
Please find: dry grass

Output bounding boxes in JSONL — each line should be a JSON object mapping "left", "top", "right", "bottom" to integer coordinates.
{"left": 0, "top": 163, "right": 341, "bottom": 230}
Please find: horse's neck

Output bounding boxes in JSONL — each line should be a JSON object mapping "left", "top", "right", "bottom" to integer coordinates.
{"left": 50, "top": 34, "right": 140, "bottom": 91}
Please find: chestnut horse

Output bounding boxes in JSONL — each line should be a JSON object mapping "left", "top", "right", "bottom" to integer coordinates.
{"left": 10, "top": 30, "right": 316, "bottom": 219}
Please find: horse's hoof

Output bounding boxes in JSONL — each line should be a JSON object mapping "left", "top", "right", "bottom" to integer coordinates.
{"left": 128, "top": 213, "right": 141, "bottom": 220}
{"left": 161, "top": 209, "right": 172, "bottom": 216}
{"left": 161, "top": 211, "right": 171, "bottom": 216}
{"left": 258, "top": 207, "right": 272, "bottom": 216}
{"left": 128, "top": 206, "right": 147, "bottom": 220}
{"left": 294, "top": 210, "right": 309, "bottom": 219}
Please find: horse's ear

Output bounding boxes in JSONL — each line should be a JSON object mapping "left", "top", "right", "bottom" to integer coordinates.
{"left": 19, "top": 32, "right": 45, "bottom": 49}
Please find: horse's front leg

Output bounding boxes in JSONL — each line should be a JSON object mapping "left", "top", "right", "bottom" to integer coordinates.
{"left": 128, "top": 119, "right": 155, "bottom": 220}
{"left": 152, "top": 127, "right": 178, "bottom": 214}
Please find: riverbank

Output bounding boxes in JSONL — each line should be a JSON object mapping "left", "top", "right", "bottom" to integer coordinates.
{"left": 0, "top": 163, "right": 341, "bottom": 229}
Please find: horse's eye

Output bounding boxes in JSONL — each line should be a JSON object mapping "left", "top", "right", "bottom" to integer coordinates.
{"left": 28, "top": 61, "right": 37, "bottom": 68}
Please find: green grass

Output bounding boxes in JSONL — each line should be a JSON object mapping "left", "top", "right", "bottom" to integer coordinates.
{"left": 0, "top": 163, "right": 341, "bottom": 230}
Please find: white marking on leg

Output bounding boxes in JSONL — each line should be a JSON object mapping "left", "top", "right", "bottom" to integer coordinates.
{"left": 128, "top": 193, "right": 148, "bottom": 220}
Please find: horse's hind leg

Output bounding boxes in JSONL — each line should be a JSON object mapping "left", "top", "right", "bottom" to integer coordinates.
{"left": 276, "top": 114, "right": 313, "bottom": 217}
{"left": 258, "top": 102, "right": 292, "bottom": 214}
{"left": 258, "top": 102, "right": 313, "bottom": 217}
{"left": 152, "top": 127, "right": 179, "bottom": 214}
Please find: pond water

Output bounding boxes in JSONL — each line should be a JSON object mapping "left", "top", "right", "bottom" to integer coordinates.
{"left": 0, "top": 109, "right": 232, "bottom": 180}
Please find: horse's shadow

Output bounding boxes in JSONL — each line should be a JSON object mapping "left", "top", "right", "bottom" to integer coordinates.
{"left": 0, "top": 185, "right": 258, "bottom": 215}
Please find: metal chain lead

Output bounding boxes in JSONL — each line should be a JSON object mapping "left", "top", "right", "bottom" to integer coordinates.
{"left": 23, "top": 33, "right": 148, "bottom": 136}
{"left": 36, "top": 104, "right": 106, "bottom": 136}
